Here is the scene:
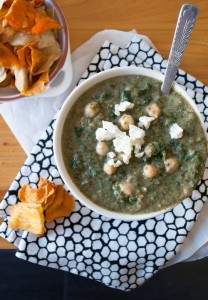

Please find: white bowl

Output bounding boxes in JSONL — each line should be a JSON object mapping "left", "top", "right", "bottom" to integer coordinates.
{"left": 0, "top": 0, "right": 70, "bottom": 102}
{"left": 54, "top": 66, "right": 207, "bottom": 221}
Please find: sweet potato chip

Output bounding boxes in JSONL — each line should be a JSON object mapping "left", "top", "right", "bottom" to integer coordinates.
{"left": 0, "top": 6, "right": 8, "bottom": 20}
{"left": 17, "top": 41, "right": 38, "bottom": 68}
{"left": 0, "top": 22, "right": 17, "bottom": 43}
{"left": 28, "top": 0, "right": 45, "bottom": 8}
{"left": 10, "top": 178, "right": 75, "bottom": 236}
{"left": 32, "top": 11, "right": 63, "bottom": 35}
{"left": 5, "top": 0, "right": 62, "bottom": 35}
{"left": 21, "top": 70, "right": 49, "bottom": 96}
{"left": 19, "top": 184, "right": 46, "bottom": 204}
{"left": 38, "top": 33, "right": 61, "bottom": 73}
{"left": 39, "top": 178, "right": 56, "bottom": 210}
{"left": 5, "top": 0, "right": 37, "bottom": 34}
{"left": 0, "top": 69, "right": 13, "bottom": 87}
{"left": 0, "top": 42, "right": 21, "bottom": 68}
{"left": 8, "top": 202, "right": 45, "bottom": 235}
{"left": 45, "top": 185, "right": 75, "bottom": 223}
{"left": 39, "top": 177, "right": 55, "bottom": 187}
{"left": 1, "top": 0, "right": 63, "bottom": 96}
{"left": 2, "top": 0, "right": 14, "bottom": 8}
{"left": 19, "top": 180, "right": 55, "bottom": 207}
{"left": 17, "top": 41, "right": 48, "bottom": 75}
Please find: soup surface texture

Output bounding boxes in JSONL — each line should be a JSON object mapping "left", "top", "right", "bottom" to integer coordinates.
{"left": 62, "top": 75, "right": 207, "bottom": 214}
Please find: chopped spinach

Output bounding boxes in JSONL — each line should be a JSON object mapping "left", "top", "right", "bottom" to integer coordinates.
{"left": 138, "top": 82, "right": 151, "bottom": 96}
{"left": 140, "top": 95, "right": 152, "bottom": 105}
{"left": 71, "top": 152, "right": 80, "bottom": 171}
{"left": 74, "top": 127, "right": 83, "bottom": 138}
{"left": 121, "top": 90, "right": 132, "bottom": 102}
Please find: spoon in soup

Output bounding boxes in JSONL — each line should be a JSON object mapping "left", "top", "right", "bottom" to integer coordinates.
{"left": 161, "top": 4, "right": 200, "bottom": 96}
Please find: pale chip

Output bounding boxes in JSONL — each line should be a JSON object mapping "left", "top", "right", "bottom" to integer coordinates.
{"left": 21, "top": 70, "right": 49, "bottom": 96}
{"left": 8, "top": 202, "right": 45, "bottom": 235}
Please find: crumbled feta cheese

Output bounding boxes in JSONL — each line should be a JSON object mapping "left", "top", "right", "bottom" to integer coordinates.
{"left": 114, "top": 101, "right": 134, "bottom": 116}
{"left": 96, "top": 121, "right": 126, "bottom": 141}
{"left": 122, "top": 153, "right": 131, "bottom": 164}
{"left": 114, "top": 104, "right": 120, "bottom": 117}
{"left": 139, "top": 116, "right": 155, "bottom": 129}
{"left": 102, "top": 121, "right": 125, "bottom": 137}
{"left": 134, "top": 151, "right": 144, "bottom": 159}
{"left": 107, "top": 152, "right": 116, "bottom": 158}
{"left": 113, "top": 135, "right": 132, "bottom": 156}
{"left": 95, "top": 109, "right": 158, "bottom": 167}
{"left": 132, "top": 139, "right": 145, "bottom": 149}
{"left": 129, "top": 124, "right": 145, "bottom": 140}
{"left": 169, "top": 123, "right": 183, "bottom": 139}
{"left": 107, "top": 158, "right": 122, "bottom": 168}
{"left": 95, "top": 128, "right": 115, "bottom": 141}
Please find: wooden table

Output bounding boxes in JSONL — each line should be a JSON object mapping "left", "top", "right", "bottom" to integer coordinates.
{"left": 1, "top": 0, "right": 208, "bottom": 249}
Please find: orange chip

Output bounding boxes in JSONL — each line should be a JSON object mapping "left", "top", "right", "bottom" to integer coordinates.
{"left": 28, "top": 0, "right": 45, "bottom": 8}
{"left": 19, "top": 184, "right": 47, "bottom": 204}
{"left": 0, "top": 42, "right": 21, "bottom": 68}
{"left": 0, "top": 23, "right": 17, "bottom": 44}
{"left": 5, "top": 0, "right": 63, "bottom": 35}
{"left": 0, "top": 70, "right": 13, "bottom": 87}
{"left": 28, "top": 47, "right": 47, "bottom": 75}
{"left": 17, "top": 41, "right": 47, "bottom": 75}
{"left": 3, "top": 0, "right": 15, "bottom": 8}
{"left": 39, "top": 177, "right": 55, "bottom": 187}
{"left": 45, "top": 185, "right": 75, "bottom": 223}
{"left": 32, "top": 11, "right": 63, "bottom": 35}
{"left": 0, "top": 7, "right": 8, "bottom": 21}
{"left": 5, "top": 0, "right": 37, "bottom": 34}
{"left": 17, "top": 41, "right": 39, "bottom": 68}
{"left": 19, "top": 180, "right": 55, "bottom": 207}
{"left": 21, "top": 70, "right": 49, "bottom": 96}
{"left": 8, "top": 202, "right": 45, "bottom": 235}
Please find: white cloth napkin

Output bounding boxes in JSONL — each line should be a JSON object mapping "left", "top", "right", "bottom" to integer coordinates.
{"left": 1, "top": 29, "right": 208, "bottom": 264}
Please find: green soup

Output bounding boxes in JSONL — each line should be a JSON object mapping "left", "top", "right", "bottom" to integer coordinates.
{"left": 61, "top": 75, "right": 207, "bottom": 214}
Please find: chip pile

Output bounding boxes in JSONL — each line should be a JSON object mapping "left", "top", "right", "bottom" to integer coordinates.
{"left": 8, "top": 178, "right": 75, "bottom": 236}
{"left": 0, "top": 0, "right": 63, "bottom": 96}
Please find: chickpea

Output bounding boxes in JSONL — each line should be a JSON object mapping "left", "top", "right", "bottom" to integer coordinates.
{"left": 103, "top": 163, "right": 117, "bottom": 175}
{"left": 119, "top": 114, "right": 134, "bottom": 130}
{"left": 119, "top": 182, "right": 135, "bottom": 196}
{"left": 143, "top": 164, "right": 158, "bottom": 179}
{"left": 84, "top": 102, "right": 99, "bottom": 118}
{"left": 96, "top": 142, "right": 108, "bottom": 156}
{"left": 144, "top": 142, "right": 158, "bottom": 157}
{"left": 164, "top": 157, "right": 179, "bottom": 173}
{"left": 146, "top": 102, "right": 161, "bottom": 118}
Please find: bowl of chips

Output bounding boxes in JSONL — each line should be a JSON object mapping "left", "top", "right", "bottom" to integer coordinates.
{"left": 0, "top": 0, "right": 70, "bottom": 101}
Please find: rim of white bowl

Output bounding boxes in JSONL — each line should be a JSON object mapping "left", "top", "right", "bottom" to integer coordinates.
{"left": 53, "top": 66, "right": 207, "bottom": 221}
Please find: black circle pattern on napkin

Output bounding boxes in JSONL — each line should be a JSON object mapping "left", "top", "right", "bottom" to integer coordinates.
{"left": 0, "top": 36, "right": 208, "bottom": 291}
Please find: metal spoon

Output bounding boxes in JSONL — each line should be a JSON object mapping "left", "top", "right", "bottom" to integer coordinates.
{"left": 161, "top": 4, "right": 200, "bottom": 96}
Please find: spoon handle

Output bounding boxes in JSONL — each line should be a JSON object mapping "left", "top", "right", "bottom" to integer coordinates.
{"left": 161, "top": 4, "right": 200, "bottom": 96}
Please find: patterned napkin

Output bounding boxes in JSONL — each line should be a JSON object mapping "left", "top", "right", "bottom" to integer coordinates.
{"left": 0, "top": 35, "right": 208, "bottom": 291}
